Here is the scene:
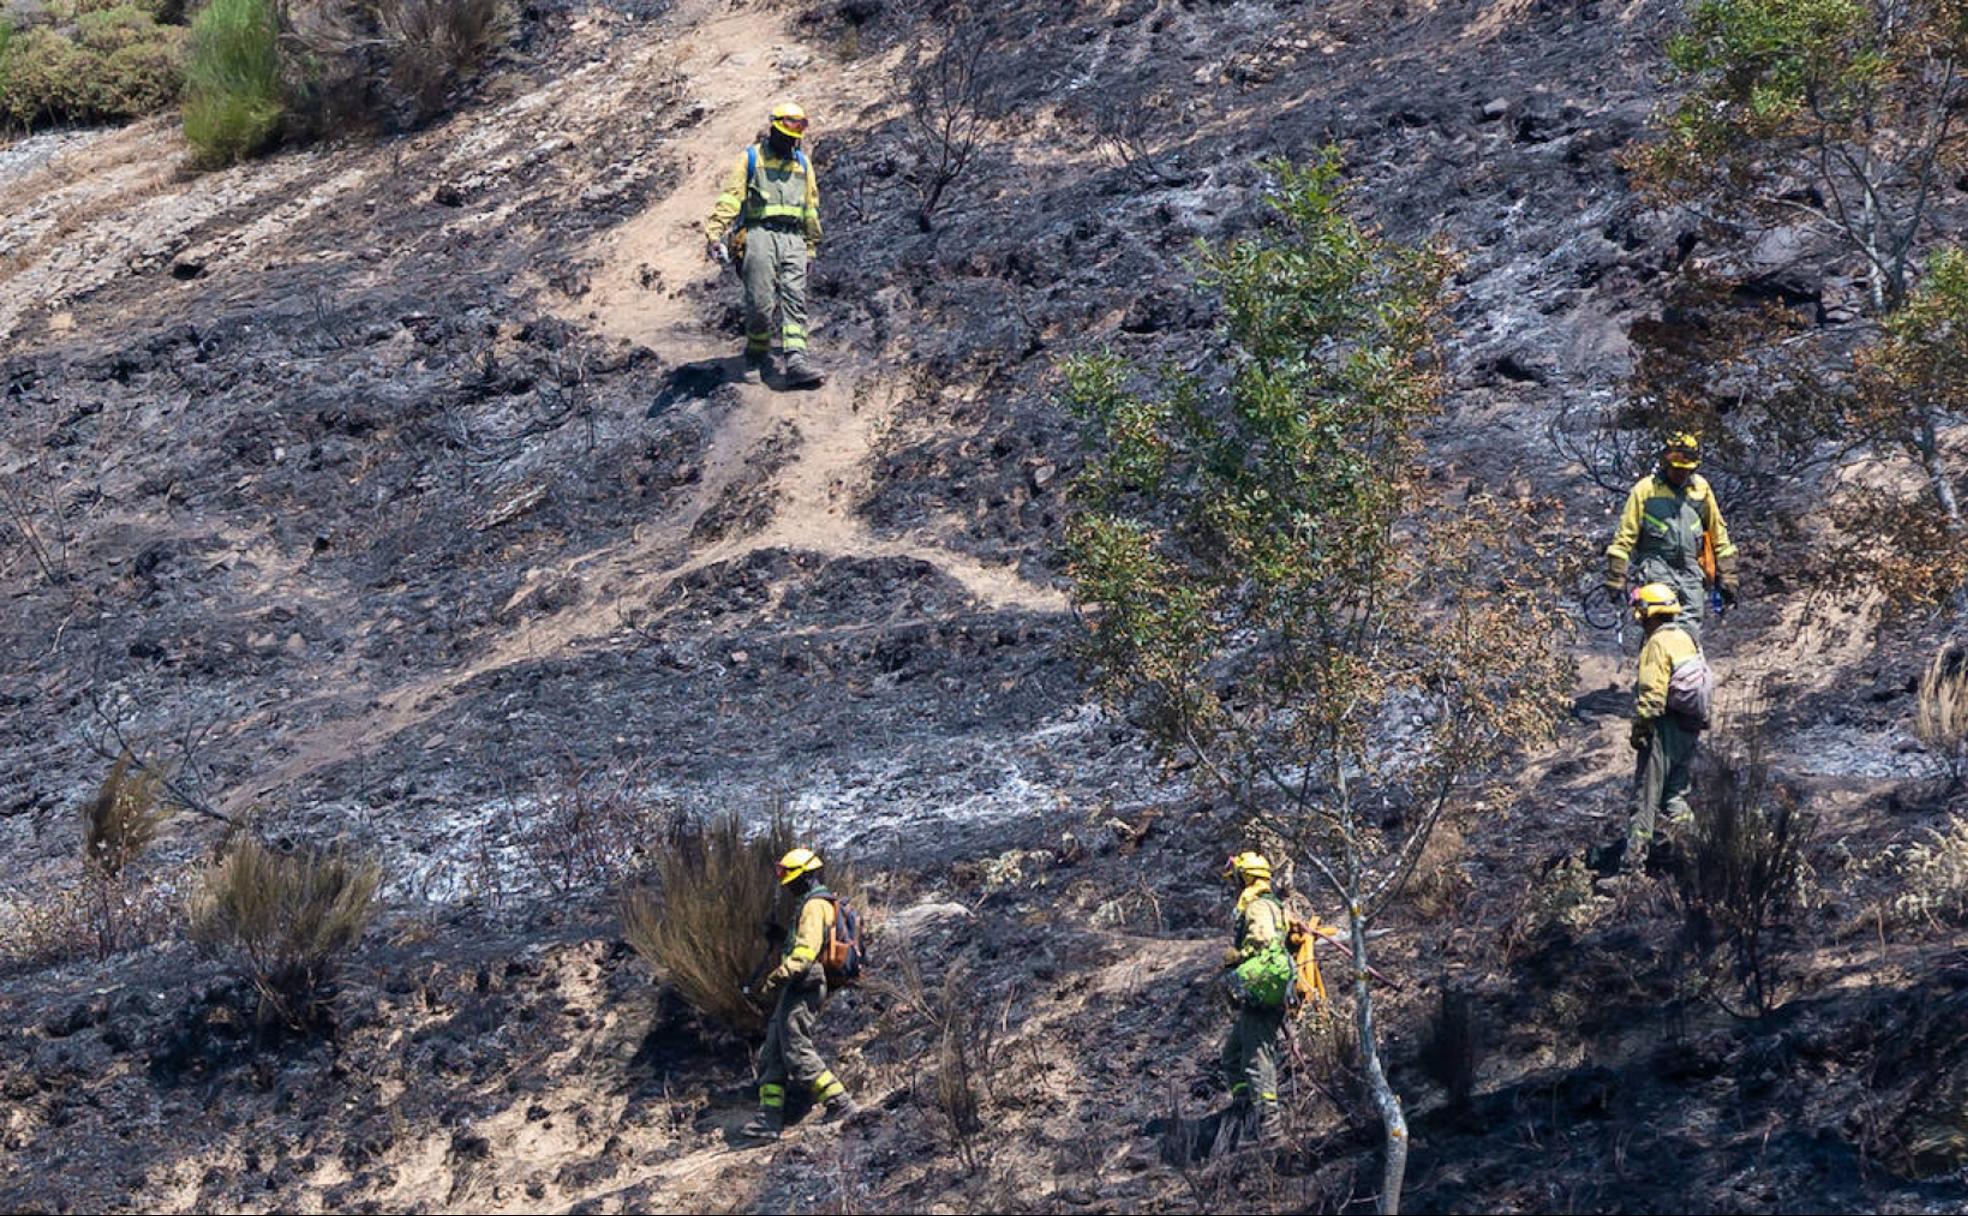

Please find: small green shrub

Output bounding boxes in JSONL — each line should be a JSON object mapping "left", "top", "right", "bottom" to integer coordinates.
{"left": 622, "top": 805, "right": 853, "bottom": 1035}
{"left": 0, "top": 7, "right": 183, "bottom": 129}
{"left": 190, "top": 837, "right": 380, "bottom": 1029}
{"left": 181, "top": 0, "right": 282, "bottom": 165}
{"left": 0, "top": 20, "right": 16, "bottom": 102}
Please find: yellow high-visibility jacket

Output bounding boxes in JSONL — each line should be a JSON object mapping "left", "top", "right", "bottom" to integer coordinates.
{"left": 1606, "top": 472, "right": 1735, "bottom": 571}
{"left": 767, "top": 888, "right": 835, "bottom": 985}
{"left": 704, "top": 145, "right": 822, "bottom": 253}
{"left": 1233, "top": 883, "right": 1285, "bottom": 960}
{"left": 1635, "top": 622, "right": 1701, "bottom": 720}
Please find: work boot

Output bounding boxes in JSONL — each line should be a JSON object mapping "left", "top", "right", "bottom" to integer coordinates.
{"left": 739, "top": 1107, "right": 783, "bottom": 1142}
{"left": 739, "top": 352, "right": 768, "bottom": 386}
{"left": 820, "top": 1095, "right": 866, "bottom": 1125}
{"left": 782, "top": 350, "right": 824, "bottom": 387}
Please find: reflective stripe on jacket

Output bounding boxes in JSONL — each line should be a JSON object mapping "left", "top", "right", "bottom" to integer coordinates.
{"left": 704, "top": 144, "right": 822, "bottom": 249}
{"left": 1606, "top": 473, "right": 1735, "bottom": 571}
{"left": 768, "top": 886, "right": 835, "bottom": 985}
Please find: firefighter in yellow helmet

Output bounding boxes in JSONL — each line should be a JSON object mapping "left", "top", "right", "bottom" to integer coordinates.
{"left": 1603, "top": 432, "right": 1737, "bottom": 641}
{"left": 1623, "top": 584, "right": 1707, "bottom": 874}
{"left": 1219, "top": 851, "right": 1288, "bottom": 1140}
{"left": 740, "top": 847, "right": 860, "bottom": 1140}
{"left": 704, "top": 102, "right": 825, "bottom": 388}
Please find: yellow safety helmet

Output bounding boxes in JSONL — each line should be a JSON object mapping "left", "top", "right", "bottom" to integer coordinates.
{"left": 770, "top": 101, "right": 809, "bottom": 141}
{"left": 1223, "top": 851, "right": 1272, "bottom": 884}
{"left": 776, "top": 846, "right": 823, "bottom": 886}
{"left": 1630, "top": 582, "right": 1684, "bottom": 620}
{"left": 1663, "top": 431, "right": 1701, "bottom": 471}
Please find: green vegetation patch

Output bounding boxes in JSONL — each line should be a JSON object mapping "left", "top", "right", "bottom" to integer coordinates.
{"left": 180, "top": 0, "right": 282, "bottom": 165}
{"left": 0, "top": 1, "right": 185, "bottom": 130}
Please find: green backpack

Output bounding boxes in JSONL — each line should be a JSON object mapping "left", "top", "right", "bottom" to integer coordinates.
{"left": 1229, "top": 894, "right": 1294, "bottom": 1008}
{"left": 1233, "top": 944, "right": 1295, "bottom": 1008}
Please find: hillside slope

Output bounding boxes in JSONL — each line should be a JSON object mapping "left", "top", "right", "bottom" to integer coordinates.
{"left": 1, "top": 0, "right": 1964, "bottom": 1212}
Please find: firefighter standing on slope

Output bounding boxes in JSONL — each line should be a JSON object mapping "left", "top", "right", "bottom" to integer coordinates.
{"left": 740, "top": 847, "right": 860, "bottom": 1141}
{"left": 1220, "top": 851, "right": 1288, "bottom": 1141}
{"left": 704, "top": 102, "right": 825, "bottom": 388}
{"left": 1623, "top": 584, "right": 1706, "bottom": 873}
{"left": 1603, "top": 432, "right": 1738, "bottom": 641}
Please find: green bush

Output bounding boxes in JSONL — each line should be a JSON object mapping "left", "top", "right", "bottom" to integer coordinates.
{"left": 181, "top": 0, "right": 282, "bottom": 165}
{"left": 0, "top": 6, "right": 183, "bottom": 129}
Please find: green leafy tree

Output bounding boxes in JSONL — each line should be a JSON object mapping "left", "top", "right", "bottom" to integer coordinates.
{"left": 1629, "top": 0, "right": 1968, "bottom": 533}
{"left": 1634, "top": 0, "right": 1967, "bottom": 313}
{"left": 1062, "top": 154, "right": 1573, "bottom": 1214}
{"left": 1837, "top": 245, "right": 1968, "bottom": 607}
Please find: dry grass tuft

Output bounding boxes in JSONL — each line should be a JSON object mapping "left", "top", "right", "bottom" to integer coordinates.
{"left": 81, "top": 754, "right": 172, "bottom": 878}
{"left": 622, "top": 805, "right": 854, "bottom": 1036}
{"left": 1883, "top": 815, "right": 1968, "bottom": 931}
{"left": 1916, "top": 643, "right": 1968, "bottom": 785}
{"left": 190, "top": 837, "right": 380, "bottom": 1030}
{"left": 1405, "top": 819, "right": 1472, "bottom": 922}
{"left": 0, "top": 756, "right": 184, "bottom": 972}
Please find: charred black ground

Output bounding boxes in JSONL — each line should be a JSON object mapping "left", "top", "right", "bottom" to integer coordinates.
{"left": 1, "top": 0, "right": 1964, "bottom": 1211}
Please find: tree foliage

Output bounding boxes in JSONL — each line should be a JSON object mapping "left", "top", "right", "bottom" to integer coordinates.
{"left": 1063, "top": 153, "right": 1573, "bottom": 1214}
{"left": 1622, "top": 0, "right": 1968, "bottom": 610}
{"left": 1833, "top": 245, "right": 1968, "bottom": 607}
{"left": 1630, "top": 0, "right": 1968, "bottom": 311}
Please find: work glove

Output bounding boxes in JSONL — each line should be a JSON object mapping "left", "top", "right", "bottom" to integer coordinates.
{"left": 1714, "top": 553, "right": 1739, "bottom": 607}
{"left": 1603, "top": 553, "right": 1629, "bottom": 607}
{"left": 707, "top": 240, "right": 729, "bottom": 265}
{"left": 1630, "top": 718, "right": 1653, "bottom": 751}
{"left": 1221, "top": 946, "right": 1243, "bottom": 970}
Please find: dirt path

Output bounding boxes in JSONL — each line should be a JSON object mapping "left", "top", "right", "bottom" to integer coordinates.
{"left": 222, "top": 0, "right": 1062, "bottom": 811}
{"left": 571, "top": 0, "right": 1065, "bottom": 614}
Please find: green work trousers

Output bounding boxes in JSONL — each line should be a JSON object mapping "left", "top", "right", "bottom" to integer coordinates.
{"left": 741, "top": 227, "right": 810, "bottom": 356}
{"left": 757, "top": 977, "right": 836, "bottom": 1109}
{"left": 1630, "top": 713, "right": 1699, "bottom": 856}
{"left": 1221, "top": 1002, "right": 1285, "bottom": 1108}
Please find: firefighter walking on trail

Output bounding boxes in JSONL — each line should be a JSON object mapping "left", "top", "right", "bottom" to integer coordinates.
{"left": 1623, "top": 584, "right": 1712, "bottom": 874}
{"left": 704, "top": 102, "right": 824, "bottom": 388}
{"left": 1220, "top": 851, "right": 1289, "bottom": 1140}
{"left": 1603, "top": 432, "right": 1737, "bottom": 641}
{"left": 740, "top": 847, "right": 860, "bottom": 1141}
